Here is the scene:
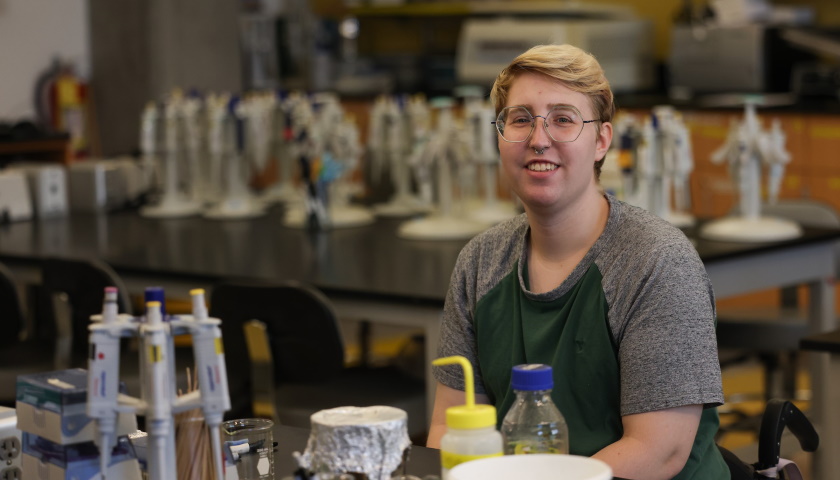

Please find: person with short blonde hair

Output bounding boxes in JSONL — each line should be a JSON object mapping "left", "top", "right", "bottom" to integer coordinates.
{"left": 428, "top": 44, "right": 727, "bottom": 480}
{"left": 490, "top": 44, "right": 616, "bottom": 181}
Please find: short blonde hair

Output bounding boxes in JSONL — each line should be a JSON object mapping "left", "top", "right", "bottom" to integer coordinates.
{"left": 490, "top": 44, "right": 615, "bottom": 178}
{"left": 490, "top": 44, "right": 614, "bottom": 121}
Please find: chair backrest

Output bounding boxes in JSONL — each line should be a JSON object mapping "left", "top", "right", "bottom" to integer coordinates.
{"left": 40, "top": 257, "right": 132, "bottom": 362}
{"left": 209, "top": 280, "right": 345, "bottom": 418}
{"left": 0, "top": 262, "right": 26, "bottom": 348}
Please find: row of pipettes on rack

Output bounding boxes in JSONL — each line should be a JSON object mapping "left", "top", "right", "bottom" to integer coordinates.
{"left": 135, "top": 88, "right": 519, "bottom": 239}
{"left": 87, "top": 287, "right": 229, "bottom": 480}
{"left": 135, "top": 87, "right": 795, "bottom": 241}
{"left": 610, "top": 101, "right": 798, "bottom": 242}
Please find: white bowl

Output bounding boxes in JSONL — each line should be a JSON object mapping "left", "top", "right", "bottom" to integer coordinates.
{"left": 449, "top": 454, "right": 612, "bottom": 480}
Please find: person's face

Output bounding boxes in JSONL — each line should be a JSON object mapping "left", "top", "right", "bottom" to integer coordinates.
{"left": 497, "top": 72, "right": 612, "bottom": 215}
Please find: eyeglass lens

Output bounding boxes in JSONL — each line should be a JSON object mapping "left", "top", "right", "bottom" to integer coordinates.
{"left": 496, "top": 106, "right": 585, "bottom": 143}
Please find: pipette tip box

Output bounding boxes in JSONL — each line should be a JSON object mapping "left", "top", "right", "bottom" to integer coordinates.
{"left": 21, "top": 433, "right": 142, "bottom": 480}
{"left": 15, "top": 369, "right": 137, "bottom": 445}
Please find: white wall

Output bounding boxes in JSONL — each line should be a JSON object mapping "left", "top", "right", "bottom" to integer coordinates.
{"left": 0, "top": 0, "right": 90, "bottom": 121}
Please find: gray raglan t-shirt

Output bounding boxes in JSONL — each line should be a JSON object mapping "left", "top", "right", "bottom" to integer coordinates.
{"left": 433, "top": 194, "right": 724, "bottom": 417}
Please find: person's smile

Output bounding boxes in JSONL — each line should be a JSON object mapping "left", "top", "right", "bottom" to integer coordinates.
{"left": 524, "top": 160, "right": 560, "bottom": 173}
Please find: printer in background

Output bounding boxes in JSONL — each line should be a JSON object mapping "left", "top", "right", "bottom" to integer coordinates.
{"left": 668, "top": 25, "right": 813, "bottom": 99}
{"left": 456, "top": 16, "right": 656, "bottom": 93}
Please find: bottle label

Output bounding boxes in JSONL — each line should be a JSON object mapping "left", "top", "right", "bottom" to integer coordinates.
{"left": 441, "top": 450, "right": 503, "bottom": 470}
{"left": 511, "top": 443, "right": 564, "bottom": 455}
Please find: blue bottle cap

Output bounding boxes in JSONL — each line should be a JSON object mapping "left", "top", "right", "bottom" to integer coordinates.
{"left": 144, "top": 287, "right": 166, "bottom": 315}
{"left": 511, "top": 364, "right": 553, "bottom": 391}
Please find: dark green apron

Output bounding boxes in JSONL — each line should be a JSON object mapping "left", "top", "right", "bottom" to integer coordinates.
{"left": 473, "top": 262, "right": 728, "bottom": 479}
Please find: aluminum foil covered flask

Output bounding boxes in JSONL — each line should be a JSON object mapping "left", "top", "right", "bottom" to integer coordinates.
{"left": 301, "top": 406, "right": 411, "bottom": 480}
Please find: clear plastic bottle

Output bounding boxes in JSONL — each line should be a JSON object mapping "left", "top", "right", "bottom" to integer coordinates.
{"left": 500, "top": 364, "right": 569, "bottom": 455}
{"left": 432, "top": 356, "right": 503, "bottom": 480}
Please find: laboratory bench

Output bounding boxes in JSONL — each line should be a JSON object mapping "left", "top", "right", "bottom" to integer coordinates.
{"left": 272, "top": 423, "right": 635, "bottom": 480}
{"left": 0, "top": 205, "right": 838, "bottom": 476}
{"left": 801, "top": 327, "right": 840, "bottom": 480}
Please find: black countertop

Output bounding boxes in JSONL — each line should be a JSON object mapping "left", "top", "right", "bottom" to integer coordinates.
{"left": 2, "top": 206, "right": 840, "bottom": 307}
{"left": 0, "top": 205, "right": 466, "bottom": 305}
{"left": 274, "top": 424, "right": 634, "bottom": 480}
{"left": 800, "top": 328, "right": 840, "bottom": 354}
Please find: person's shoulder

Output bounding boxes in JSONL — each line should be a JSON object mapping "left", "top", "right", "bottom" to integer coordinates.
{"left": 612, "top": 198, "right": 693, "bottom": 248}
{"left": 604, "top": 197, "right": 699, "bottom": 266}
{"left": 457, "top": 213, "right": 528, "bottom": 265}
{"left": 466, "top": 213, "right": 528, "bottom": 248}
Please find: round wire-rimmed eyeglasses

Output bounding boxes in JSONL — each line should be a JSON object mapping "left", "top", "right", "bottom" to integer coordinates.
{"left": 491, "top": 105, "right": 599, "bottom": 143}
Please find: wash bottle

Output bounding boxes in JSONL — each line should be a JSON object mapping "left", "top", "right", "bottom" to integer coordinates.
{"left": 432, "top": 355, "right": 503, "bottom": 480}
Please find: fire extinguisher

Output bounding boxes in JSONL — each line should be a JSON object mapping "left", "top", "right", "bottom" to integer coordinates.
{"left": 34, "top": 59, "right": 90, "bottom": 159}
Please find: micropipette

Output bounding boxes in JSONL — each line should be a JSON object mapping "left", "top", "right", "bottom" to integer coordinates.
{"left": 87, "top": 287, "right": 122, "bottom": 479}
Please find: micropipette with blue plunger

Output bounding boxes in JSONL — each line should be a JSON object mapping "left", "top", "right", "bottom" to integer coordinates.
{"left": 143, "top": 300, "right": 176, "bottom": 480}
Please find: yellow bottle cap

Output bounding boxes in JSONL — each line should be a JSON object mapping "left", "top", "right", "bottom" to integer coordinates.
{"left": 432, "top": 356, "right": 497, "bottom": 430}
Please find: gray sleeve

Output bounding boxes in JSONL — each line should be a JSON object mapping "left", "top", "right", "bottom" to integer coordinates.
{"left": 610, "top": 240, "right": 724, "bottom": 416}
{"left": 432, "top": 239, "right": 487, "bottom": 394}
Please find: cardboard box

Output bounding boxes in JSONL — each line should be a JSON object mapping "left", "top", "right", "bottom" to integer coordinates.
{"left": 16, "top": 369, "right": 137, "bottom": 445}
{"left": 22, "top": 433, "right": 141, "bottom": 480}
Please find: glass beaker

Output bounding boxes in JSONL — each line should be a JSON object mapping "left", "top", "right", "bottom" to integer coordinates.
{"left": 221, "top": 418, "right": 275, "bottom": 480}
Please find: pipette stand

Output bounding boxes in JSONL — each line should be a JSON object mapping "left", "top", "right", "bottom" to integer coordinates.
{"left": 664, "top": 211, "right": 695, "bottom": 229}
{"left": 204, "top": 105, "right": 267, "bottom": 220}
{"left": 87, "top": 289, "right": 230, "bottom": 480}
{"left": 373, "top": 194, "right": 433, "bottom": 218}
{"left": 371, "top": 143, "right": 431, "bottom": 218}
{"left": 327, "top": 196, "right": 376, "bottom": 229}
{"left": 283, "top": 187, "right": 375, "bottom": 229}
{"left": 700, "top": 215, "right": 802, "bottom": 242}
{"left": 264, "top": 93, "right": 306, "bottom": 206}
{"left": 700, "top": 103, "right": 801, "bottom": 242}
{"left": 468, "top": 163, "right": 518, "bottom": 226}
{"left": 463, "top": 93, "right": 517, "bottom": 226}
{"left": 204, "top": 197, "right": 267, "bottom": 220}
{"left": 398, "top": 98, "right": 486, "bottom": 240}
{"left": 373, "top": 95, "right": 433, "bottom": 218}
{"left": 140, "top": 101, "right": 203, "bottom": 219}
{"left": 398, "top": 214, "right": 487, "bottom": 240}
{"left": 372, "top": 137, "right": 433, "bottom": 216}
{"left": 285, "top": 98, "right": 374, "bottom": 229}
{"left": 469, "top": 201, "right": 519, "bottom": 227}
{"left": 261, "top": 177, "right": 303, "bottom": 206}
{"left": 141, "top": 194, "right": 204, "bottom": 219}
{"left": 651, "top": 106, "right": 696, "bottom": 228}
